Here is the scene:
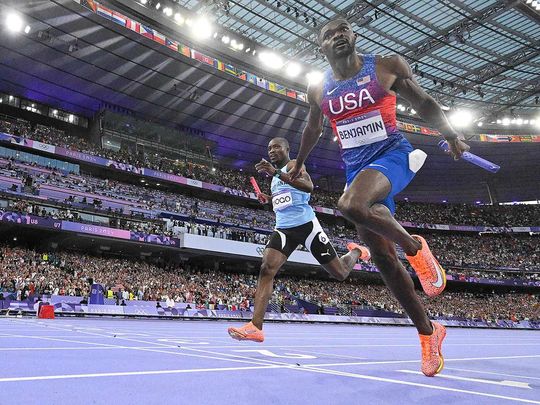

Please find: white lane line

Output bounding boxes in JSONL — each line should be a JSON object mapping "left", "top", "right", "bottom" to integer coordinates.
{"left": 177, "top": 347, "right": 540, "bottom": 404}
{"left": 0, "top": 365, "right": 282, "bottom": 383}
{"left": 0, "top": 346, "right": 170, "bottom": 351}
{"left": 158, "top": 343, "right": 540, "bottom": 349}
{"left": 398, "top": 370, "right": 532, "bottom": 389}
{"left": 305, "top": 354, "right": 540, "bottom": 368}
{"left": 445, "top": 368, "right": 540, "bottom": 382}
{"left": 292, "top": 349, "right": 367, "bottom": 361}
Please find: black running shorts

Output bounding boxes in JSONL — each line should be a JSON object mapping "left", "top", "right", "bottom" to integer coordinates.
{"left": 266, "top": 218, "right": 337, "bottom": 265}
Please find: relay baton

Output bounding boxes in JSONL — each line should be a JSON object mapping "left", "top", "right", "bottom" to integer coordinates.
{"left": 438, "top": 140, "right": 500, "bottom": 173}
{"left": 250, "top": 176, "right": 262, "bottom": 195}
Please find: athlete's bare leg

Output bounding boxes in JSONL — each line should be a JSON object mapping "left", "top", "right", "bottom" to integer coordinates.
{"left": 337, "top": 169, "right": 421, "bottom": 256}
{"left": 322, "top": 249, "right": 360, "bottom": 281}
{"left": 357, "top": 226, "right": 432, "bottom": 335}
{"left": 251, "top": 247, "right": 288, "bottom": 329}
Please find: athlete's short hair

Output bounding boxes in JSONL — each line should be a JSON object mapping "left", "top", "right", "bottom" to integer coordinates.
{"left": 318, "top": 17, "right": 351, "bottom": 43}
{"left": 270, "top": 137, "right": 290, "bottom": 150}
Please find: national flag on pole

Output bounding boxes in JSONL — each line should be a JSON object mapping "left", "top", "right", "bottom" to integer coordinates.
{"left": 178, "top": 44, "right": 191, "bottom": 57}
{"left": 191, "top": 50, "right": 215, "bottom": 66}
{"left": 224, "top": 64, "right": 237, "bottom": 75}
{"left": 80, "top": 0, "right": 97, "bottom": 12}
{"left": 286, "top": 89, "right": 297, "bottom": 99}
{"left": 111, "top": 11, "right": 127, "bottom": 26}
{"left": 214, "top": 59, "right": 225, "bottom": 71}
{"left": 246, "top": 73, "right": 258, "bottom": 85}
{"left": 296, "top": 93, "right": 307, "bottom": 102}
{"left": 236, "top": 71, "right": 247, "bottom": 80}
{"left": 125, "top": 19, "right": 140, "bottom": 33}
{"left": 274, "top": 83, "right": 286, "bottom": 95}
{"left": 165, "top": 38, "right": 178, "bottom": 51}
{"left": 96, "top": 4, "right": 113, "bottom": 20}
{"left": 256, "top": 77, "right": 268, "bottom": 89}
{"left": 153, "top": 31, "right": 166, "bottom": 45}
{"left": 140, "top": 25, "right": 154, "bottom": 40}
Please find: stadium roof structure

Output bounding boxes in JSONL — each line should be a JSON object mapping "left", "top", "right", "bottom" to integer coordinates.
{"left": 175, "top": 0, "right": 540, "bottom": 117}
{"left": 0, "top": 0, "right": 538, "bottom": 203}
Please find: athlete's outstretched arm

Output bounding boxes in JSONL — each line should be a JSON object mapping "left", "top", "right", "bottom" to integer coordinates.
{"left": 290, "top": 85, "right": 324, "bottom": 179}
{"left": 390, "top": 56, "right": 469, "bottom": 160}
{"left": 255, "top": 159, "right": 313, "bottom": 193}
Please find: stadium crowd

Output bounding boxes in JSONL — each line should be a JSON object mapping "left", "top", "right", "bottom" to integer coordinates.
{"left": 3, "top": 162, "right": 539, "bottom": 271}
{"left": 1, "top": 117, "right": 539, "bottom": 227}
{"left": 1, "top": 246, "right": 538, "bottom": 321}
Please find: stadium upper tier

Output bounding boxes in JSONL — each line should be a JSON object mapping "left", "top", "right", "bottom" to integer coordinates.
{"left": 1, "top": 117, "right": 539, "bottom": 228}
{"left": 1, "top": 245, "right": 538, "bottom": 322}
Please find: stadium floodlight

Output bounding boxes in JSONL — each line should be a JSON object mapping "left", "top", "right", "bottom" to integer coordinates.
{"left": 140, "top": 0, "right": 147, "bottom": 4}
{"left": 52, "top": 109, "right": 57, "bottom": 115}
{"left": 5, "top": 13, "right": 24, "bottom": 33}
{"left": 245, "top": 47, "right": 251, "bottom": 53}
{"left": 163, "top": 7, "right": 172, "bottom": 16}
{"left": 24, "top": 25, "right": 31, "bottom": 34}
{"left": 155, "top": 2, "right": 161, "bottom": 10}
{"left": 191, "top": 17, "right": 212, "bottom": 40}
{"left": 532, "top": 0, "right": 538, "bottom": 7}
{"left": 410, "top": 108, "right": 416, "bottom": 115}
{"left": 285, "top": 62, "right": 302, "bottom": 78}
{"left": 526, "top": 0, "right": 532, "bottom": 3}
{"left": 477, "top": 121, "right": 483, "bottom": 127}
{"left": 516, "top": 118, "right": 523, "bottom": 125}
{"left": 449, "top": 109, "right": 473, "bottom": 127}
{"left": 174, "top": 13, "right": 184, "bottom": 24}
{"left": 222, "top": 35, "right": 230, "bottom": 44}
{"left": 306, "top": 71, "right": 323, "bottom": 85}
{"left": 68, "top": 114, "right": 74, "bottom": 123}
{"left": 524, "top": 120, "right": 529, "bottom": 125}
{"left": 502, "top": 117, "right": 510, "bottom": 125}
{"left": 258, "top": 51, "right": 284, "bottom": 70}
{"left": 230, "top": 40, "right": 243, "bottom": 50}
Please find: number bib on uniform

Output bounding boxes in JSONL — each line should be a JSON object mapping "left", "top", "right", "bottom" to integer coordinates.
{"left": 272, "top": 191, "right": 293, "bottom": 212}
{"left": 335, "top": 110, "right": 388, "bottom": 149}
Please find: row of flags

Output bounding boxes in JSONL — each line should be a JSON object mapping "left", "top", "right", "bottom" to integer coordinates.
{"left": 76, "top": 0, "right": 308, "bottom": 103}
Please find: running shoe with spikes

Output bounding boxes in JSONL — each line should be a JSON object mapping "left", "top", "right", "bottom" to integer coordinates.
{"left": 346, "top": 242, "right": 371, "bottom": 262}
{"left": 419, "top": 321, "right": 446, "bottom": 377}
{"left": 406, "top": 235, "right": 446, "bottom": 297}
{"left": 227, "top": 322, "right": 264, "bottom": 342}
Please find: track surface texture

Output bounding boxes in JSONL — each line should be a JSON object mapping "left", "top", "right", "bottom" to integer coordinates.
{"left": 1, "top": 318, "right": 539, "bottom": 404}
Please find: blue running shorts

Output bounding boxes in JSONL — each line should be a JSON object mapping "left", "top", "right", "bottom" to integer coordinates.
{"left": 345, "top": 138, "right": 426, "bottom": 215}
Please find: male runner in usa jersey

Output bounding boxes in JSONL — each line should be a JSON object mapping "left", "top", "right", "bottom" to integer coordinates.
{"left": 289, "top": 18, "right": 470, "bottom": 377}
{"left": 228, "top": 137, "right": 369, "bottom": 343}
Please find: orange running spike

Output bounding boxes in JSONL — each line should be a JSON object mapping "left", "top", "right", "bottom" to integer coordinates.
{"left": 419, "top": 321, "right": 446, "bottom": 377}
{"left": 406, "top": 235, "right": 446, "bottom": 297}
{"left": 227, "top": 322, "right": 265, "bottom": 342}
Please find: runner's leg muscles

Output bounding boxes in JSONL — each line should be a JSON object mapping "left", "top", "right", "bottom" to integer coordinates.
{"left": 251, "top": 247, "right": 288, "bottom": 329}
{"left": 358, "top": 226, "right": 432, "bottom": 335}
{"left": 337, "top": 169, "right": 420, "bottom": 256}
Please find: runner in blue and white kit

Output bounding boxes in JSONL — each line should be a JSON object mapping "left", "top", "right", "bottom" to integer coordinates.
{"left": 227, "top": 137, "right": 369, "bottom": 342}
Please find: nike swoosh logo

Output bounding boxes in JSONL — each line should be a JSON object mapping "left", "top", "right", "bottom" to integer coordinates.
{"left": 327, "top": 87, "right": 339, "bottom": 95}
{"left": 431, "top": 257, "right": 444, "bottom": 288}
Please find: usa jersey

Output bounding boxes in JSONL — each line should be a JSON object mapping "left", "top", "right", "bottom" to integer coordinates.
{"left": 320, "top": 54, "right": 407, "bottom": 170}
{"left": 270, "top": 166, "right": 315, "bottom": 229}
